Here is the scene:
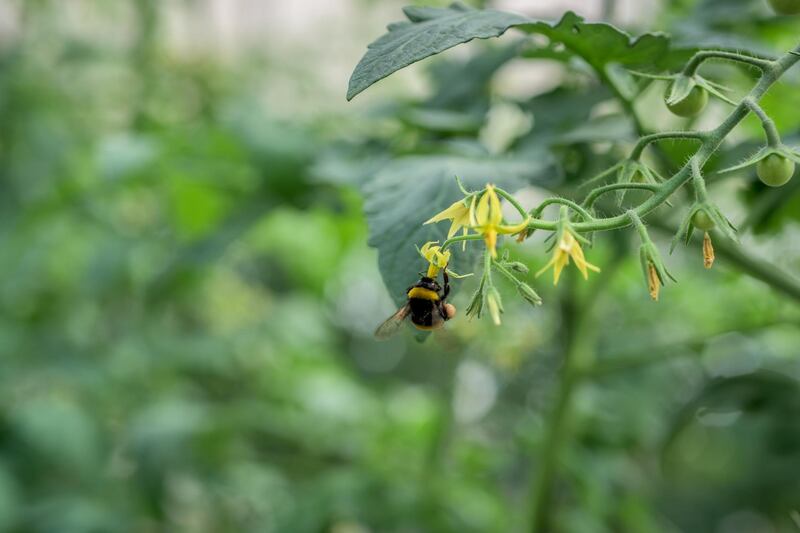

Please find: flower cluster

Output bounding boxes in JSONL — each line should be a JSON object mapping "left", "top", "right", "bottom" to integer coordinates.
{"left": 415, "top": 183, "right": 605, "bottom": 325}
{"left": 396, "top": 46, "right": 800, "bottom": 329}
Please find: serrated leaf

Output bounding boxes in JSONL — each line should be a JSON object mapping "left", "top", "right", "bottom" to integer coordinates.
{"left": 362, "top": 152, "right": 556, "bottom": 305}
{"left": 347, "top": 4, "right": 669, "bottom": 101}
{"left": 521, "top": 11, "right": 670, "bottom": 72}
{"left": 347, "top": 2, "right": 530, "bottom": 101}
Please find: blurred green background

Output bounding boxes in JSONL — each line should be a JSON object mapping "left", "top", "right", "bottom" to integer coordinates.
{"left": 1, "top": 0, "right": 800, "bottom": 532}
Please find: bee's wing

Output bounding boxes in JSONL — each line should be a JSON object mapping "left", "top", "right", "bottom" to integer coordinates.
{"left": 374, "top": 304, "right": 411, "bottom": 340}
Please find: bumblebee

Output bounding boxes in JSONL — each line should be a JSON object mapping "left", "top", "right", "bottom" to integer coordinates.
{"left": 375, "top": 270, "right": 456, "bottom": 339}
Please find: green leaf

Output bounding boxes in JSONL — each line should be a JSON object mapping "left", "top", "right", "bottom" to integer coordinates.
{"left": 347, "top": 4, "right": 669, "bottom": 101}
{"left": 347, "top": 3, "right": 529, "bottom": 101}
{"left": 362, "top": 152, "right": 556, "bottom": 305}
{"left": 521, "top": 11, "right": 669, "bottom": 72}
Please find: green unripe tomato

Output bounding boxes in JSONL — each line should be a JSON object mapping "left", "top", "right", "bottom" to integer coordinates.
{"left": 756, "top": 154, "right": 795, "bottom": 187}
{"left": 692, "top": 210, "right": 716, "bottom": 231}
{"left": 665, "top": 85, "right": 708, "bottom": 117}
{"left": 767, "top": 0, "right": 800, "bottom": 15}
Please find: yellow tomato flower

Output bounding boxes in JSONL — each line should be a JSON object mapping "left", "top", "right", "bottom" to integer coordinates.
{"left": 471, "top": 185, "right": 529, "bottom": 258}
{"left": 424, "top": 198, "right": 473, "bottom": 239}
{"left": 419, "top": 241, "right": 451, "bottom": 278}
{"left": 535, "top": 230, "right": 600, "bottom": 285}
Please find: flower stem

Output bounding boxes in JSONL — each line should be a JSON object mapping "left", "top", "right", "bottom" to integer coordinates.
{"left": 494, "top": 186, "right": 530, "bottom": 220}
{"left": 582, "top": 183, "right": 659, "bottom": 209}
{"left": 532, "top": 197, "right": 594, "bottom": 222}
{"left": 682, "top": 50, "right": 774, "bottom": 76}
{"left": 522, "top": 43, "right": 800, "bottom": 234}
{"left": 440, "top": 233, "right": 483, "bottom": 251}
{"left": 629, "top": 131, "right": 706, "bottom": 160}
{"left": 742, "top": 97, "right": 782, "bottom": 147}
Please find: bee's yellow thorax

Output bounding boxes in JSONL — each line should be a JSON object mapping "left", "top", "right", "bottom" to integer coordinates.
{"left": 407, "top": 287, "right": 439, "bottom": 301}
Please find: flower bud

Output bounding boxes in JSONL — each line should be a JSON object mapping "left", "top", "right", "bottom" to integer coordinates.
{"left": 465, "top": 286, "right": 484, "bottom": 319}
{"left": 507, "top": 261, "right": 529, "bottom": 274}
{"left": 486, "top": 287, "right": 503, "bottom": 326}
{"left": 517, "top": 282, "right": 542, "bottom": 307}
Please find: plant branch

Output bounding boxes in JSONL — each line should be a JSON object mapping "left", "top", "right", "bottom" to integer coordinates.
{"left": 650, "top": 219, "right": 800, "bottom": 304}
{"left": 630, "top": 131, "right": 707, "bottom": 160}
{"left": 682, "top": 50, "right": 774, "bottom": 76}
{"left": 582, "top": 183, "right": 659, "bottom": 209}
{"left": 742, "top": 97, "right": 782, "bottom": 146}
{"left": 524, "top": 43, "right": 800, "bottom": 234}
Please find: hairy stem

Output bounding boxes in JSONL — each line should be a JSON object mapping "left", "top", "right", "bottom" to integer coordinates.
{"left": 582, "top": 183, "right": 658, "bottom": 209}
{"left": 629, "top": 131, "right": 706, "bottom": 160}
{"left": 532, "top": 197, "right": 594, "bottom": 222}
{"left": 525, "top": 43, "right": 800, "bottom": 234}
{"left": 682, "top": 50, "right": 774, "bottom": 75}
{"left": 742, "top": 97, "right": 782, "bottom": 147}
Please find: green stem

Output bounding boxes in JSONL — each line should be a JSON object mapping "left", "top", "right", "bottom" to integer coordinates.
{"left": 492, "top": 258, "right": 522, "bottom": 286}
{"left": 682, "top": 50, "right": 773, "bottom": 76}
{"left": 626, "top": 210, "right": 649, "bottom": 242}
{"left": 742, "top": 98, "right": 782, "bottom": 147}
{"left": 629, "top": 131, "right": 706, "bottom": 159}
{"left": 525, "top": 43, "right": 800, "bottom": 234}
{"left": 440, "top": 233, "right": 483, "bottom": 251}
{"left": 691, "top": 158, "right": 709, "bottom": 202}
{"left": 582, "top": 183, "right": 658, "bottom": 209}
{"left": 495, "top": 186, "right": 530, "bottom": 220}
{"left": 532, "top": 198, "right": 594, "bottom": 222}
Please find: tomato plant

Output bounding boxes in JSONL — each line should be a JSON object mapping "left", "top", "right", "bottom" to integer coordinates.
{"left": 347, "top": 3, "right": 800, "bottom": 314}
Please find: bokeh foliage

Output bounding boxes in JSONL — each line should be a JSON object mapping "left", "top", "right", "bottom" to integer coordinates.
{"left": 0, "top": 1, "right": 799, "bottom": 532}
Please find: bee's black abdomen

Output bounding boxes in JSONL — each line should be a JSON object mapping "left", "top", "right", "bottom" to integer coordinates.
{"left": 409, "top": 298, "right": 435, "bottom": 327}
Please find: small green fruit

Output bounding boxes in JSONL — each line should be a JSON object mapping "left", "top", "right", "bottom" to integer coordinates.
{"left": 756, "top": 154, "right": 795, "bottom": 187}
{"left": 692, "top": 210, "right": 716, "bottom": 231}
{"left": 767, "top": 0, "right": 800, "bottom": 15}
{"left": 665, "top": 85, "right": 708, "bottom": 117}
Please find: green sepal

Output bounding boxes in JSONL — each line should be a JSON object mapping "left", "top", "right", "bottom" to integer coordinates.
{"left": 517, "top": 282, "right": 543, "bottom": 307}
{"left": 705, "top": 203, "right": 739, "bottom": 243}
{"left": 717, "top": 145, "right": 800, "bottom": 173}
{"left": 465, "top": 279, "right": 485, "bottom": 320}
{"left": 580, "top": 161, "right": 623, "bottom": 190}
{"left": 640, "top": 242, "right": 676, "bottom": 286}
{"left": 615, "top": 159, "right": 663, "bottom": 204}
{"left": 665, "top": 74, "right": 696, "bottom": 106}
{"left": 670, "top": 204, "right": 702, "bottom": 253}
{"left": 694, "top": 76, "right": 737, "bottom": 106}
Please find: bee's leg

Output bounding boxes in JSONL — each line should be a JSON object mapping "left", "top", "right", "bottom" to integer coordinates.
{"left": 437, "top": 301, "right": 448, "bottom": 321}
{"left": 441, "top": 269, "right": 450, "bottom": 299}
